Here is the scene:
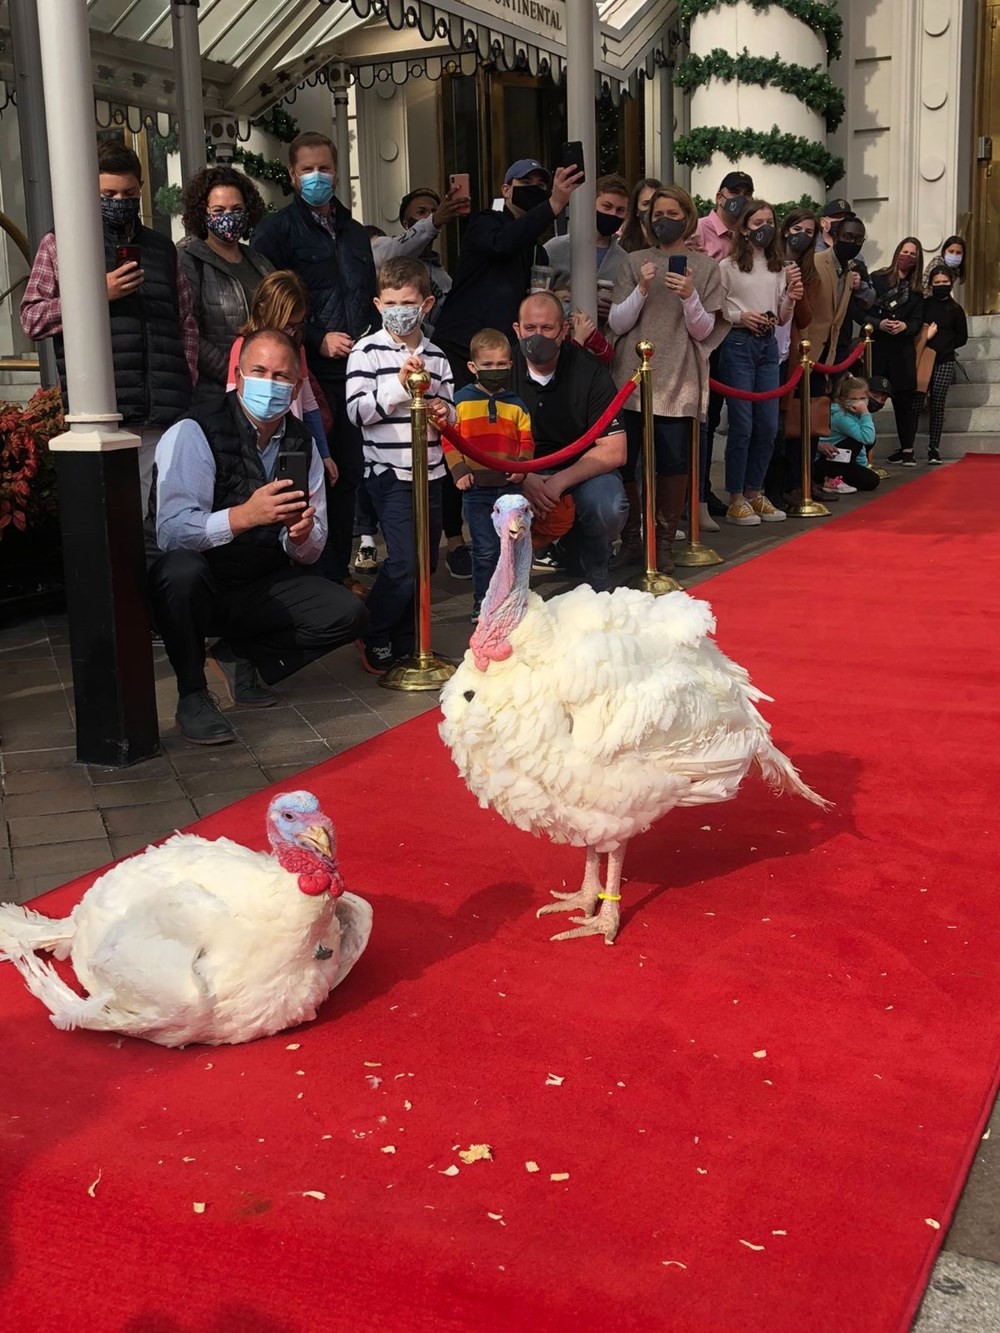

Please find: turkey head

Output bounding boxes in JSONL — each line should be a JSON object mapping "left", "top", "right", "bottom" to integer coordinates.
{"left": 267, "top": 791, "right": 344, "bottom": 897}
{"left": 469, "top": 493, "right": 534, "bottom": 671}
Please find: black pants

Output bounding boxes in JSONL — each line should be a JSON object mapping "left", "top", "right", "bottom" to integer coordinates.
{"left": 148, "top": 551, "right": 368, "bottom": 696}
{"left": 312, "top": 372, "right": 365, "bottom": 583}
{"left": 813, "top": 457, "right": 880, "bottom": 491}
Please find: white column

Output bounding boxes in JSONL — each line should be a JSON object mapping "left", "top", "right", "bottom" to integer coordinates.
{"left": 171, "top": 0, "right": 207, "bottom": 182}
{"left": 687, "top": 1, "right": 826, "bottom": 203}
{"left": 566, "top": 0, "right": 598, "bottom": 320}
{"left": 643, "top": 65, "right": 674, "bottom": 180}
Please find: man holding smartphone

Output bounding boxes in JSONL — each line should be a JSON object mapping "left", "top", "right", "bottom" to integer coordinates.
{"left": 145, "top": 330, "right": 367, "bottom": 745}
{"left": 20, "top": 138, "right": 198, "bottom": 509}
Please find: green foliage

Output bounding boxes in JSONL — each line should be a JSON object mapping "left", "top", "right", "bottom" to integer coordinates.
{"left": 0, "top": 387, "right": 63, "bottom": 539}
{"left": 693, "top": 192, "right": 823, "bottom": 221}
{"left": 251, "top": 106, "right": 300, "bottom": 144}
{"left": 675, "top": 48, "right": 845, "bottom": 130}
{"left": 153, "top": 183, "right": 183, "bottom": 218}
{"left": 678, "top": 0, "right": 843, "bottom": 63}
{"left": 675, "top": 126, "right": 845, "bottom": 188}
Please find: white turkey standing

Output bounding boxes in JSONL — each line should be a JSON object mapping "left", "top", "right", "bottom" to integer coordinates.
{"left": 440, "top": 494, "right": 828, "bottom": 944}
{"left": 0, "top": 790, "right": 372, "bottom": 1045}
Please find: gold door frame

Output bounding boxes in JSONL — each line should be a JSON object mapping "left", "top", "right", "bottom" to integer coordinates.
{"left": 971, "top": 0, "right": 1000, "bottom": 313}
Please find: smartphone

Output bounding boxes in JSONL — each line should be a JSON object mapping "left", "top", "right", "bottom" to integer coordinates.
{"left": 276, "top": 451, "right": 310, "bottom": 511}
{"left": 559, "top": 140, "right": 585, "bottom": 181}
{"left": 667, "top": 255, "right": 688, "bottom": 276}
{"left": 115, "top": 244, "right": 141, "bottom": 267}
{"left": 449, "top": 172, "right": 471, "bottom": 214}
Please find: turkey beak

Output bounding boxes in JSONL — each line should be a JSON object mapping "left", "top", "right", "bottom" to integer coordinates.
{"left": 299, "top": 824, "right": 332, "bottom": 858}
{"left": 508, "top": 515, "right": 526, "bottom": 538}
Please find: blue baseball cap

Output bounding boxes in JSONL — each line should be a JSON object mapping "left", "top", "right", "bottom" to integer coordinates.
{"left": 504, "top": 159, "right": 552, "bottom": 186}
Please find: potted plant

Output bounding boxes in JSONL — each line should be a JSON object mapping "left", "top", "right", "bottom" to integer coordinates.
{"left": 0, "top": 385, "right": 65, "bottom": 616}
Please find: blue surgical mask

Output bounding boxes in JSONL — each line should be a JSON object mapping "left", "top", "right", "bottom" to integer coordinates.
{"left": 299, "top": 170, "right": 335, "bottom": 207}
{"left": 239, "top": 374, "right": 294, "bottom": 422}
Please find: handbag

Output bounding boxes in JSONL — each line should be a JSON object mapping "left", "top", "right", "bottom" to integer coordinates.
{"left": 784, "top": 391, "right": 832, "bottom": 440}
{"left": 914, "top": 326, "right": 937, "bottom": 395}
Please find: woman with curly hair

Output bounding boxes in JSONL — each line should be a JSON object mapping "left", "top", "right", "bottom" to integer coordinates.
{"left": 869, "top": 236, "right": 925, "bottom": 465}
{"left": 178, "top": 165, "right": 273, "bottom": 393}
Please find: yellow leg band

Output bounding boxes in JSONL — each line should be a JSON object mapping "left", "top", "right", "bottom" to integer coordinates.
{"left": 597, "top": 892, "right": 622, "bottom": 901}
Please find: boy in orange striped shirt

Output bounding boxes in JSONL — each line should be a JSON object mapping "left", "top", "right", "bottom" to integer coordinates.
{"left": 447, "top": 328, "right": 573, "bottom": 620}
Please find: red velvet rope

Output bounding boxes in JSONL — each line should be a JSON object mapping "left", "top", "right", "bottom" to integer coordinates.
{"left": 811, "top": 340, "right": 867, "bottom": 376}
{"left": 709, "top": 361, "right": 804, "bottom": 402}
{"left": 438, "top": 374, "right": 637, "bottom": 474}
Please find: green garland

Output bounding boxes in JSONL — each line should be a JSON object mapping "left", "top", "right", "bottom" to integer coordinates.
{"left": 678, "top": 0, "right": 843, "bottom": 63}
{"left": 251, "top": 106, "right": 300, "bottom": 145}
{"left": 675, "top": 125, "right": 845, "bottom": 188}
{"left": 675, "top": 48, "right": 845, "bottom": 131}
{"left": 693, "top": 192, "right": 822, "bottom": 222}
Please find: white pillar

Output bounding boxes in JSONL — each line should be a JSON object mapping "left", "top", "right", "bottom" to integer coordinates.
{"left": 333, "top": 87, "right": 352, "bottom": 191}
{"left": 171, "top": 0, "right": 207, "bottom": 181}
{"left": 566, "top": 0, "right": 598, "bottom": 320}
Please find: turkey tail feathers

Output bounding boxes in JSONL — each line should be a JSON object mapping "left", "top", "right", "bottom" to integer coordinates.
{"left": 0, "top": 903, "right": 74, "bottom": 959}
{"left": 755, "top": 739, "right": 832, "bottom": 810}
{"left": 4, "top": 948, "right": 115, "bottom": 1032}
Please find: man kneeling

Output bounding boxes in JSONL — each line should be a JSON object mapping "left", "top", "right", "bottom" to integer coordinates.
{"left": 147, "top": 329, "right": 367, "bottom": 744}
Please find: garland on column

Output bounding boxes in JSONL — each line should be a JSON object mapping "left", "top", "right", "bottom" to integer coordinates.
{"left": 693, "top": 192, "right": 821, "bottom": 221}
{"left": 675, "top": 49, "right": 844, "bottom": 131}
{"left": 675, "top": 0, "right": 844, "bottom": 189}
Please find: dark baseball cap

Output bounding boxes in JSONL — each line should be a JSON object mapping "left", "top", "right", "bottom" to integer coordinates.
{"left": 868, "top": 374, "right": 892, "bottom": 397}
{"left": 823, "top": 197, "right": 854, "bottom": 218}
{"left": 399, "top": 187, "right": 440, "bottom": 223}
{"left": 720, "top": 171, "right": 754, "bottom": 193}
{"left": 504, "top": 159, "right": 552, "bottom": 186}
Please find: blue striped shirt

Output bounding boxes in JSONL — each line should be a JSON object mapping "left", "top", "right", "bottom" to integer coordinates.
{"left": 345, "top": 330, "right": 453, "bottom": 480}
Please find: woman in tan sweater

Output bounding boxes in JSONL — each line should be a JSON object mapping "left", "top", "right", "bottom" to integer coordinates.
{"left": 608, "top": 185, "right": 730, "bottom": 572}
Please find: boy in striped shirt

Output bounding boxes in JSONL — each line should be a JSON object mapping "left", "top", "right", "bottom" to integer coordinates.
{"left": 346, "top": 258, "right": 454, "bottom": 673}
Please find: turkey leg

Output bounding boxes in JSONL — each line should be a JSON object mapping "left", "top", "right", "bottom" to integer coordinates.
{"left": 549, "top": 844, "right": 627, "bottom": 945}
{"left": 536, "top": 847, "right": 603, "bottom": 922}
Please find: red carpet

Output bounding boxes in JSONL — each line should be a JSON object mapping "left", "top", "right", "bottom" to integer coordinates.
{"left": 3, "top": 458, "right": 1000, "bottom": 1332}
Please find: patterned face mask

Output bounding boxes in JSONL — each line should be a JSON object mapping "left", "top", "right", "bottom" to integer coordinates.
{"left": 381, "top": 304, "right": 424, "bottom": 336}
{"left": 205, "top": 209, "right": 247, "bottom": 243}
{"left": 100, "top": 196, "right": 141, "bottom": 233}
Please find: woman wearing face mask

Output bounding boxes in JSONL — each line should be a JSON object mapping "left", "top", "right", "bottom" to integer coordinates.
{"left": 870, "top": 237, "right": 925, "bottom": 466}
{"left": 618, "top": 177, "right": 663, "bottom": 254}
{"left": 716, "top": 201, "right": 802, "bottom": 524}
{"left": 919, "top": 269, "right": 968, "bottom": 464}
{"left": 608, "top": 186, "right": 730, "bottom": 569}
{"left": 178, "top": 166, "right": 273, "bottom": 397}
{"left": 924, "top": 235, "right": 966, "bottom": 295}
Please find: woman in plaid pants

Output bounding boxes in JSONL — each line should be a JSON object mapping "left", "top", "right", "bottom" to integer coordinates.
{"left": 923, "top": 269, "right": 969, "bottom": 465}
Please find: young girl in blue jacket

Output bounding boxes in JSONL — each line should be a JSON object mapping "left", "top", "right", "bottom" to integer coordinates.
{"left": 814, "top": 376, "right": 881, "bottom": 494}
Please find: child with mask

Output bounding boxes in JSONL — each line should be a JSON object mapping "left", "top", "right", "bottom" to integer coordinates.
{"left": 445, "top": 328, "right": 548, "bottom": 621}
{"left": 346, "top": 258, "right": 454, "bottom": 673}
{"left": 814, "top": 376, "right": 881, "bottom": 495}
{"left": 921, "top": 269, "right": 968, "bottom": 464}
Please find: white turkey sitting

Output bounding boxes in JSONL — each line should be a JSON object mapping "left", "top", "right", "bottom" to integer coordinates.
{"left": 440, "top": 493, "right": 828, "bottom": 945}
{"left": 0, "top": 791, "right": 372, "bottom": 1046}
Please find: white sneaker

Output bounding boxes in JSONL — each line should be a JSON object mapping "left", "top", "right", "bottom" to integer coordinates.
{"left": 829, "top": 478, "right": 857, "bottom": 494}
{"left": 354, "top": 541, "right": 378, "bottom": 572}
{"left": 750, "top": 494, "right": 787, "bottom": 522}
{"left": 726, "top": 498, "right": 761, "bottom": 526}
{"left": 698, "top": 502, "right": 720, "bottom": 533}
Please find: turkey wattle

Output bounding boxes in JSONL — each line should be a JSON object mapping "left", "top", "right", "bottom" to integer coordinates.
{"left": 0, "top": 791, "right": 372, "bottom": 1046}
{"left": 440, "top": 494, "right": 828, "bottom": 945}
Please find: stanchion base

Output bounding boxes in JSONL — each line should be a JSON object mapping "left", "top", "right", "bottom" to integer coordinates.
{"left": 632, "top": 569, "right": 685, "bottom": 595}
{"left": 379, "top": 654, "right": 457, "bottom": 693}
{"left": 873, "top": 467, "right": 890, "bottom": 480}
{"left": 673, "top": 541, "right": 724, "bottom": 568}
{"left": 787, "top": 499, "right": 831, "bottom": 518}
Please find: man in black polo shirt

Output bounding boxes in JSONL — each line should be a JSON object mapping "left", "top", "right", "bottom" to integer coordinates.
{"left": 511, "top": 292, "right": 628, "bottom": 591}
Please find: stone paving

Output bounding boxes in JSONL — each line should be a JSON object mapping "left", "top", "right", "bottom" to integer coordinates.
{"left": 2, "top": 461, "right": 997, "bottom": 1328}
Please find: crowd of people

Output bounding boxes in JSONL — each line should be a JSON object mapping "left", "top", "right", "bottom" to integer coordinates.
{"left": 19, "top": 132, "right": 970, "bottom": 744}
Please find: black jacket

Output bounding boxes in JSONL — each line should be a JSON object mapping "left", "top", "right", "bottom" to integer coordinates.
{"left": 177, "top": 238, "right": 273, "bottom": 390}
{"left": 56, "top": 224, "right": 192, "bottom": 428}
{"left": 869, "top": 273, "right": 925, "bottom": 393}
{"left": 433, "top": 201, "right": 558, "bottom": 356}
{"left": 145, "top": 391, "right": 314, "bottom": 586}
{"left": 925, "top": 296, "right": 968, "bottom": 362}
{"left": 251, "top": 195, "right": 376, "bottom": 373}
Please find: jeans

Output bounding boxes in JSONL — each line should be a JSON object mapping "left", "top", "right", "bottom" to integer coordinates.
{"left": 622, "top": 410, "right": 689, "bottom": 481}
{"left": 462, "top": 483, "right": 521, "bottom": 606}
{"left": 719, "top": 331, "right": 780, "bottom": 495}
{"left": 364, "top": 469, "right": 443, "bottom": 655}
{"left": 547, "top": 470, "right": 627, "bottom": 592}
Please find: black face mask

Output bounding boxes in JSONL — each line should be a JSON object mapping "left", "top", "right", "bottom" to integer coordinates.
{"left": 511, "top": 184, "right": 549, "bottom": 212}
{"left": 596, "top": 211, "right": 622, "bottom": 238}
{"left": 868, "top": 395, "right": 889, "bottom": 413}
{"left": 722, "top": 195, "right": 749, "bottom": 221}
{"left": 519, "top": 333, "right": 560, "bottom": 365}
{"left": 834, "top": 239, "right": 863, "bottom": 264}
{"left": 930, "top": 285, "right": 952, "bottom": 301}
{"left": 785, "top": 230, "right": 813, "bottom": 255}
{"left": 748, "top": 224, "right": 775, "bottom": 249}
{"left": 101, "top": 196, "right": 141, "bottom": 235}
{"left": 476, "top": 368, "right": 510, "bottom": 393}
{"left": 651, "top": 217, "right": 687, "bottom": 245}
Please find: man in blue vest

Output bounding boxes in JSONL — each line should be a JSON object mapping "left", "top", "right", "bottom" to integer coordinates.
{"left": 20, "top": 138, "right": 198, "bottom": 508}
{"left": 146, "top": 330, "right": 367, "bottom": 745}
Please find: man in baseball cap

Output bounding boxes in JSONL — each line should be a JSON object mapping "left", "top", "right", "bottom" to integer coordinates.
{"left": 816, "top": 197, "right": 856, "bottom": 251}
{"left": 503, "top": 159, "right": 552, "bottom": 187}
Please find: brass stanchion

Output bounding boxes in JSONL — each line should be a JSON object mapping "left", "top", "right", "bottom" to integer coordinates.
{"left": 787, "top": 340, "right": 829, "bottom": 518}
{"left": 862, "top": 323, "right": 890, "bottom": 479}
{"left": 674, "top": 417, "right": 723, "bottom": 568}
{"left": 630, "top": 340, "right": 683, "bottom": 595}
{"left": 380, "top": 370, "right": 457, "bottom": 692}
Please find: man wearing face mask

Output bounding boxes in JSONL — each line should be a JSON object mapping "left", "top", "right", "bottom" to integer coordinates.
{"left": 146, "top": 330, "right": 367, "bottom": 745}
{"left": 21, "top": 138, "right": 198, "bottom": 510}
{"left": 802, "top": 216, "right": 870, "bottom": 369}
{"left": 511, "top": 292, "right": 628, "bottom": 591}
{"left": 814, "top": 199, "right": 854, "bottom": 253}
{"left": 370, "top": 186, "right": 467, "bottom": 333}
{"left": 433, "top": 158, "right": 584, "bottom": 390}
{"left": 252, "top": 132, "right": 377, "bottom": 595}
{"left": 544, "top": 173, "right": 631, "bottom": 300}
